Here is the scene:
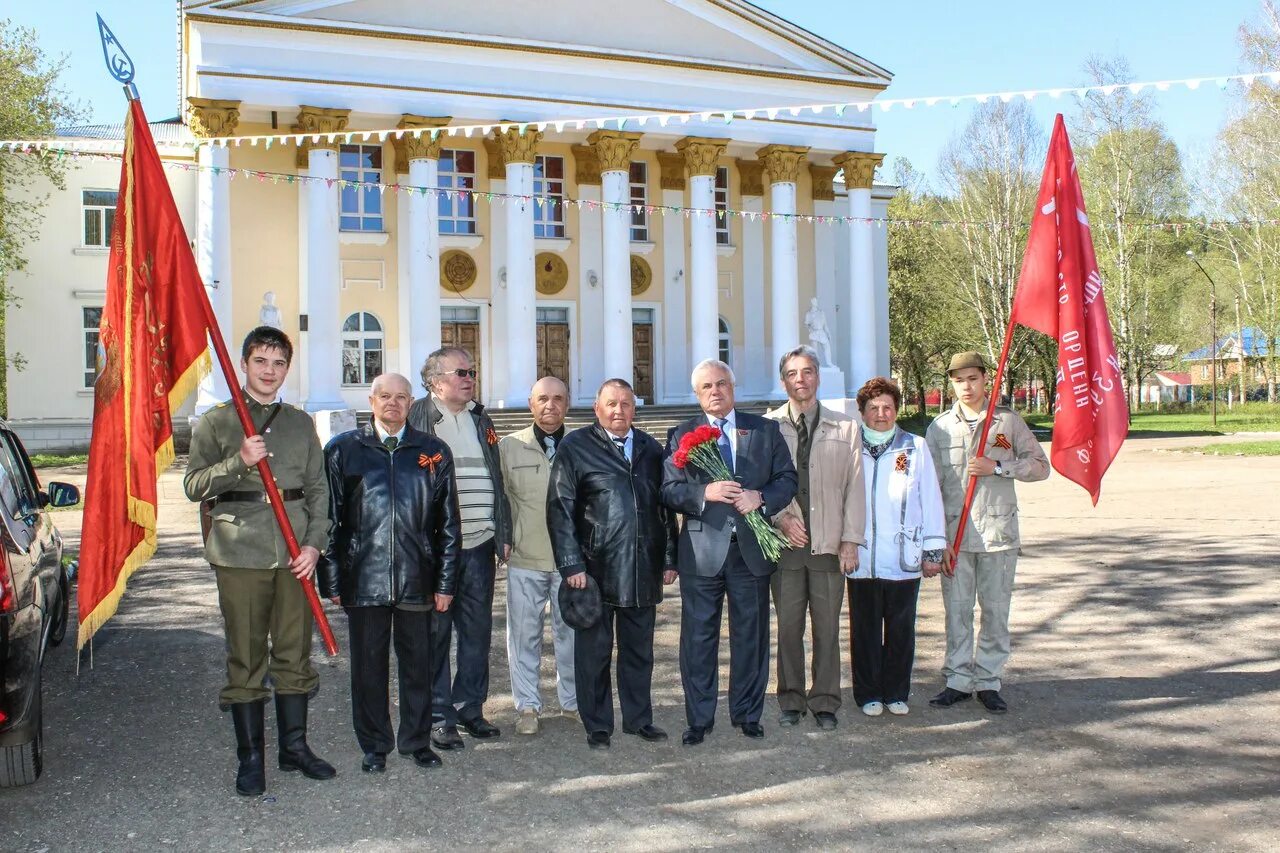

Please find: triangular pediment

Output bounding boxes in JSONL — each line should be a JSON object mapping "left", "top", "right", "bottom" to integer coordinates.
{"left": 186, "top": 0, "right": 890, "bottom": 83}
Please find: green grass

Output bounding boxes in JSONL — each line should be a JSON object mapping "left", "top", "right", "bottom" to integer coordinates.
{"left": 1185, "top": 440, "right": 1280, "bottom": 456}
{"left": 1024, "top": 403, "right": 1280, "bottom": 437}
{"left": 30, "top": 453, "right": 88, "bottom": 468}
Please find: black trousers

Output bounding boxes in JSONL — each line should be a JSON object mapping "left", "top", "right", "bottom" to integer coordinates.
{"left": 431, "top": 539, "right": 496, "bottom": 726}
{"left": 680, "top": 542, "right": 771, "bottom": 729}
{"left": 847, "top": 577, "right": 921, "bottom": 706}
{"left": 574, "top": 603, "right": 656, "bottom": 735}
{"left": 345, "top": 605, "right": 434, "bottom": 755}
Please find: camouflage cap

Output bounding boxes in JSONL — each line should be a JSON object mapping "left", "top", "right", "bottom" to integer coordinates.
{"left": 947, "top": 350, "right": 987, "bottom": 376}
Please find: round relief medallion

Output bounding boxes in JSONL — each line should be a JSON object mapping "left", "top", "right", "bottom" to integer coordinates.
{"left": 630, "top": 254, "right": 652, "bottom": 295}
{"left": 440, "top": 250, "right": 477, "bottom": 292}
{"left": 535, "top": 252, "right": 569, "bottom": 295}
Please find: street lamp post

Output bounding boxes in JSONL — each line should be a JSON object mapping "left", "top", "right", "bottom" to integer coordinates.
{"left": 1187, "top": 250, "right": 1218, "bottom": 428}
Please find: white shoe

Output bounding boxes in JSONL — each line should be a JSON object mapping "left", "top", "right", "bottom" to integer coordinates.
{"left": 515, "top": 709, "right": 540, "bottom": 735}
{"left": 861, "top": 702, "right": 884, "bottom": 717}
{"left": 560, "top": 708, "right": 581, "bottom": 723}
{"left": 887, "top": 701, "right": 909, "bottom": 716}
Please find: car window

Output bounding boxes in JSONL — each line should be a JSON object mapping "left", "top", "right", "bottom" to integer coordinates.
{"left": 0, "top": 432, "right": 37, "bottom": 518}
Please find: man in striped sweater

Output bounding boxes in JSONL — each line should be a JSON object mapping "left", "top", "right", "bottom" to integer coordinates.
{"left": 408, "top": 347, "right": 512, "bottom": 750}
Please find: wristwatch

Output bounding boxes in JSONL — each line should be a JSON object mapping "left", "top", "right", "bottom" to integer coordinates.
{"left": 994, "top": 462, "right": 1005, "bottom": 477}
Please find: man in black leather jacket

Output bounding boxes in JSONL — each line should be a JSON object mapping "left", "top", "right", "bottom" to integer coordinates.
{"left": 547, "top": 378, "right": 677, "bottom": 750}
{"left": 318, "top": 373, "right": 463, "bottom": 773}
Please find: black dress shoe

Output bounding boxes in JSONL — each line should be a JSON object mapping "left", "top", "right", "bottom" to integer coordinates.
{"left": 622, "top": 724, "right": 668, "bottom": 742}
{"left": 431, "top": 725, "right": 465, "bottom": 750}
{"left": 682, "top": 726, "right": 708, "bottom": 746}
{"left": 410, "top": 746, "right": 443, "bottom": 768}
{"left": 814, "top": 712, "right": 838, "bottom": 730}
{"left": 977, "top": 690, "right": 1009, "bottom": 714}
{"left": 735, "top": 721, "right": 765, "bottom": 739}
{"left": 778, "top": 710, "right": 804, "bottom": 726}
{"left": 928, "top": 687, "right": 973, "bottom": 708}
{"left": 587, "top": 731, "right": 611, "bottom": 750}
{"left": 361, "top": 752, "right": 386, "bottom": 773}
{"left": 459, "top": 716, "right": 502, "bottom": 739}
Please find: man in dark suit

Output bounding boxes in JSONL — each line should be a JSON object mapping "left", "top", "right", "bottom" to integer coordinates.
{"left": 661, "top": 359, "right": 798, "bottom": 745}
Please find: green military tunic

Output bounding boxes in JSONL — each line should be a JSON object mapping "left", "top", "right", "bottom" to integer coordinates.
{"left": 184, "top": 393, "right": 331, "bottom": 706}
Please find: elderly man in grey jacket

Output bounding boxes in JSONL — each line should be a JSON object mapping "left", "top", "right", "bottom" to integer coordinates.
{"left": 498, "top": 377, "right": 577, "bottom": 736}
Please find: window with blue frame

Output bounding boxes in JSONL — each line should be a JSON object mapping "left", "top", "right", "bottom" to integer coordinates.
{"left": 438, "top": 149, "right": 476, "bottom": 235}
{"left": 340, "top": 145, "right": 383, "bottom": 232}
{"left": 533, "top": 155, "right": 565, "bottom": 238}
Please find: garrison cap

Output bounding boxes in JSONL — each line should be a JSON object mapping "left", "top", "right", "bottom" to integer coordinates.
{"left": 947, "top": 351, "right": 987, "bottom": 376}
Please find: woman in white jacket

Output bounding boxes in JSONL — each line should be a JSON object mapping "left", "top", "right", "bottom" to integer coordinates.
{"left": 847, "top": 378, "right": 946, "bottom": 717}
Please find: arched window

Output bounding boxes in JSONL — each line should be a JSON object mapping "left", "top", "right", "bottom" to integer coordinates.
{"left": 341, "top": 312, "right": 383, "bottom": 386}
{"left": 718, "top": 317, "right": 732, "bottom": 368}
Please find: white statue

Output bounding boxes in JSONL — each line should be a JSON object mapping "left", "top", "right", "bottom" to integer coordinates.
{"left": 259, "top": 290, "right": 282, "bottom": 329}
{"left": 805, "top": 297, "right": 833, "bottom": 367}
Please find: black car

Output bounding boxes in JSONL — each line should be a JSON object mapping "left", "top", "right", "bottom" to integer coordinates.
{"left": 0, "top": 421, "right": 79, "bottom": 787}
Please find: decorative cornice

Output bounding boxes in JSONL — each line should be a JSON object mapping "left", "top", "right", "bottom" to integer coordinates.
{"left": 757, "top": 144, "right": 810, "bottom": 185}
{"left": 587, "top": 130, "right": 642, "bottom": 174}
{"left": 186, "top": 97, "right": 240, "bottom": 138}
{"left": 393, "top": 115, "right": 452, "bottom": 170}
{"left": 571, "top": 145, "right": 601, "bottom": 186}
{"left": 675, "top": 137, "right": 728, "bottom": 178}
{"left": 292, "top": 106, "right": 350, "bottom": 167}
{"left": 833, "top": 151, "right": 885, "bottom": 190}
{"left": 493, "top": 125, "right": 544, "bottom": 167}
{"left": 737, "top": 158, "right": 764, "bottom": 197}
{"left": 482, "top": 138, "right": 505, "bottom": 180}
{"left": 656, "top": 151, "right": 686, "bottom": 191}
{"left": 809, "top": 164, "right": 838, "bottom": 201}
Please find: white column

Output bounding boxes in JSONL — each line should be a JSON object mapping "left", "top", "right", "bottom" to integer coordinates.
{"left": 407, "top": 156, "right": 442, "bottom": 377}
{"left": 578, "top": 183, "right": 605, "bottom": 405}
{"left": 769, "top": 179, "right": 799, "bottom": 397}
{"left": 689, "top": 172, "right": 718, "bottom": 367}
{"left": 741, "top": 194, "right": 767, "bottom": 397}
{"left": 834, "top": 152, "right": 884, "bottom": 393}
{"left": 600, "top": 168, "right": 633, "bottom": 382}
{"left": 395, "top": 172, "right": 412, "bottom": 377}
{"left": 659, "top": 182, "right": 689, "bottom": 403}
{"left": 488, "top": 173, "right": 508, "bottom": 407}
{"left": 194, "top": 143, "right": 233, "bottom": 412}
{"left": 304, "top": 145, "right": 344, "bottom": 411}
{"left": 504, "top": 160, "right": 536, "bottom": 406}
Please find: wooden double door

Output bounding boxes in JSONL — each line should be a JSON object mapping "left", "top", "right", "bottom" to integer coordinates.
{"left": 537, "top": 321, "right": 571, "bottom": 389}
{"left": 441, "top": 321, "right": 481, "bottom": 401}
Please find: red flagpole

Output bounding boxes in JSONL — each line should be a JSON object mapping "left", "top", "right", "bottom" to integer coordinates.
{"left": 949, "top": 316, "right": 1017, "bottom": 557}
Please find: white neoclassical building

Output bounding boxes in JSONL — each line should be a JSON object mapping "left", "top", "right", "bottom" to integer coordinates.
{"left": 8, "top": 0, "right": 895, "bottom": 444}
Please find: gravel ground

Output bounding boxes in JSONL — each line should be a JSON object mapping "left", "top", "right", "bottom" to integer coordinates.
{"left": 2, "top": 434, "right": 1277, "bottom": 852}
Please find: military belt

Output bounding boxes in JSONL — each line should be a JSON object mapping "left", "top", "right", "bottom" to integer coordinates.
{"left": 213, "top": 489, "right": 305, "bottom": 505}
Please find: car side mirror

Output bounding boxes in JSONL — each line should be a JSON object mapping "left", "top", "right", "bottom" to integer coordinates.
{"left": 46, "top": 481, "right": 81, "bottom": 509}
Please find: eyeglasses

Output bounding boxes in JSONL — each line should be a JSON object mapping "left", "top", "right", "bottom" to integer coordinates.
{"left": 446, "top": 368, "right": 477, "bottom": 379}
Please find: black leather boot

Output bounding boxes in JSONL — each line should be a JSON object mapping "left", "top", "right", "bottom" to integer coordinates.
{"left": 230, "top": 702, "right": 266, "bottom": 797}
{"left": 275, "top": 693, "right": 336, "bottom": 780}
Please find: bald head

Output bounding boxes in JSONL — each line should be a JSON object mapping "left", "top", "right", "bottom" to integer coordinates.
{"left": 529, "top": 376, "right": 569, "bottom": 433}
{"left": 369, "top": 373, "right": 413, "bottom": 433}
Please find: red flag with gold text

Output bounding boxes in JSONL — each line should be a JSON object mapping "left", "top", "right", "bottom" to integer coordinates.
{"left": 1011, "top": 114, "right": 1128, "bottom": 504}
{"left": 77, "top": 100, "right": 211, "bottom": 648}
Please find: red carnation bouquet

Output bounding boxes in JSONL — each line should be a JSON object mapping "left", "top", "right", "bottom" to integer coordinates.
{"left": 672, "top": 425, "right": 790, "bottom": 562}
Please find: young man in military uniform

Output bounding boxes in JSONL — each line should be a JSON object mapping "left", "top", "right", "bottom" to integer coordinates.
{"left": 925, "top": 351, "right": 1049, "bottom": 715}
{"left": 184, "top": 326, "right": 336, "bottom": 796}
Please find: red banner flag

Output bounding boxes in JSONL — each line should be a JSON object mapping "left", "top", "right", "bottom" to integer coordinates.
{"left": 1012, "top": 114, "right": 1128, "bottom": 503}
{"left": 77, "top": 100, "right": 212, "bottom": 648}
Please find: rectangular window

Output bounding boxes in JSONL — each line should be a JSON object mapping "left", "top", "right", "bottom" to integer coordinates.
{"left": 714, "top": 167, "right": 730, "bottom": 245}
{"left": 438, "top": 149, "right": 476, "bottom": 235}
{"left": 629, "top": 162, "right": 648, "bottom": 242}
{"left": 1200, "top": 364, "right": 1209, "bottom": 380}
{"left": 533, "top": 155, "right": 565, "bottom": 238}
{"left": 536, "top": 307, "right": 569, "bottom": 324}
{"left": 83, "top": 306, "right": 103, "bottom": 388}
{"left": 442, "top": 306, "right": 480, "bottom": 323}
{"left": 339, "top": 145, "right": 384, "bottom": 232}
{"left": 82, "top": 190, "right": 118, "bottom": 247}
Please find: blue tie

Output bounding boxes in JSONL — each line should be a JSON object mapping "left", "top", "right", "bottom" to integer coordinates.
{"left": 714, "top": 418, "right": 733, "bottom": 474}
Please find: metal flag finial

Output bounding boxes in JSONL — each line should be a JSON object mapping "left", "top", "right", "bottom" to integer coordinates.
{"left": 96, "top": 14, "right": 138, "bottom": 99}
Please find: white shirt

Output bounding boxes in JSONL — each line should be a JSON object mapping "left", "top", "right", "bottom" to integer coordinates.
{"left": 605, "top": 427, "right": 634, "bottom": 462}
{"left": 374, "top": 421, "right": 406, "bottom": 444}
{"left": 704, "top": 409, "right": 739, "bottom": 459}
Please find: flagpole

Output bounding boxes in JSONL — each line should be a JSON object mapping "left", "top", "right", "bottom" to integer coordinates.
{"left": 948, "top": 316, "right": 1017, "bottom": 561}
{"left": 97, "top": 16, "right": 337, "bottom": 656}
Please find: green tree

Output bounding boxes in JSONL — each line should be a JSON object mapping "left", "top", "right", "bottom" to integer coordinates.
{"left": 0, "top": 19, "right": 85, "bottom": 416}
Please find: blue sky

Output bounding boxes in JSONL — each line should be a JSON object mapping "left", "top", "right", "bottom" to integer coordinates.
{"left": 9, "top": 0, "right": 1270, "bottom": 187}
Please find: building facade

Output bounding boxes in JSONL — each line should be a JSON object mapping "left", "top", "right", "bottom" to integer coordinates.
{"left": 8, "top": 0, "right": 895, "bottom": 443}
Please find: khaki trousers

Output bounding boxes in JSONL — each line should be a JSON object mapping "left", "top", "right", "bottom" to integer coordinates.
{"left": 939, "top": 550, "right": 1017, "bottom": 692}
{"left": 214, "top": 565, "right": 318, "bottom": 707}
{"left": 770, "top": 552, "right": 844, "bottom": 714}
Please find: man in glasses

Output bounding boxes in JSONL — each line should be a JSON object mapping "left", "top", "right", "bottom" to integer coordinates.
{"left": 408, "top": 347, "right": 512, "bottom": 750}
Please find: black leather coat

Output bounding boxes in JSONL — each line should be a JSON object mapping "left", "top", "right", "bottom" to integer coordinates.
{"left": 317, "top": 424, "right": 462, "bottom": 606}
{"left": 547, "top": 425, "right": 677, "bottom": 608}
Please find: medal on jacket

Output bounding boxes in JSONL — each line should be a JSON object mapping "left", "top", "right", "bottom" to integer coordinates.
{"left": 420, "top": 452, "right": 443, "bottom": 473}
{"left": 993, "top": 433, "right": 1012, "bottom": 450}
{"left": 895, "top": 452, "right": 909, "bottom": 473}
